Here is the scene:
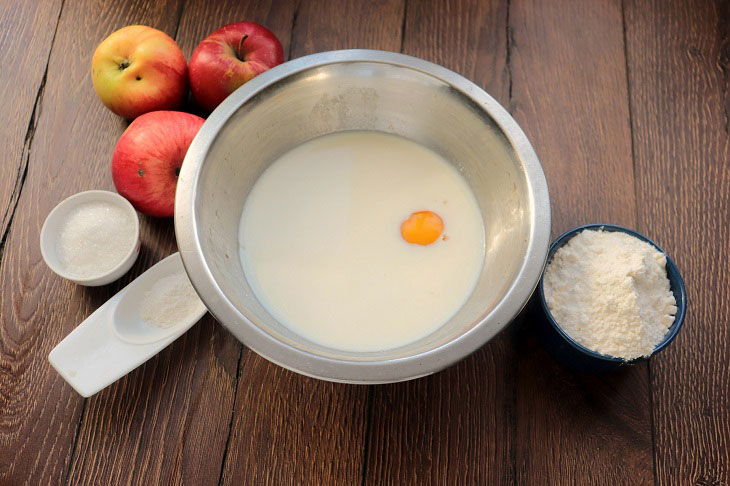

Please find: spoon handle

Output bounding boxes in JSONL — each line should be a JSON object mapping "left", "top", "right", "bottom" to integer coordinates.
{"left": 48, "top": 253, "right": 205, "bottom": 397}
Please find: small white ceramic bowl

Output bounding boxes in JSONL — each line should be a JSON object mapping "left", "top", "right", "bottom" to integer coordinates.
{"left": 40, "top": 190, "right": 140, "bottom": 286}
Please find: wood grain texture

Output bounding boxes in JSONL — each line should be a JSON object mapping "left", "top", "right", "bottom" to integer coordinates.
{"left": 220, "top": 353, "right": 369, "bottom": 485}
{"left": 0, "top": 1, "right": 192, "bottom": 484}
{"left": 511, "top": 0, "right": 637, "bottom": 233}
{"left": 509, "top": 0, "right": 654, "bottom": 483}
{"left": 624, "top": 0, "right": 730, "bottom": 483}
{"left": 364, "top": 1, "right": 515, "bottom": 484}
{"left": 400, "top": 0, "right": 510, "bottom": 95}
{"left": 289, "top": 0, "right": 404, "bottom": 58}
{"left": 219, "top": 2, "right": 402, "bottom": 483}
{"left": 0, "top": 0, "right": 62, "bottom": 242}
{"left": 66, "top": 315, "right": 239, "bottom": 485}
{"left": 365, "top": 346, "right": 517, "bottom": 485}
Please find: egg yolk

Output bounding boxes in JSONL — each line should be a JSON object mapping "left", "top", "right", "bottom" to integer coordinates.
{"left": 401, "top": 211, "right": 444, "bottom": 245}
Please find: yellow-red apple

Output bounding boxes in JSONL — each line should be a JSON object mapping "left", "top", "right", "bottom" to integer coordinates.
{"left": 189, "top": 22, "right": 284, "bottom": 112}
{"left": 92, "top": 26, "right": 188, "bottom": 119}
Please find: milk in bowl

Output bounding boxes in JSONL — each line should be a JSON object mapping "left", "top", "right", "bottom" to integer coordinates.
{"left": 238, "top": 130, "right": 485, "bottom": 352}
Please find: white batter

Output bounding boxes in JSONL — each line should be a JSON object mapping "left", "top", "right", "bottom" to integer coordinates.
{"left": 239, "top": 131, "right": 485, "bottom": 352}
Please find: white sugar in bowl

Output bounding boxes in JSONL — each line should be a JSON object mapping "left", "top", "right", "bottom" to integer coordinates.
{"left": 41, "top": 190, "right": 140, "bottom": 286}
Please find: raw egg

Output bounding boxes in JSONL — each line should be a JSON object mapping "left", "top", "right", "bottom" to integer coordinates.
{"left": 401, "top": 211, "right": 444, "bottom": 245}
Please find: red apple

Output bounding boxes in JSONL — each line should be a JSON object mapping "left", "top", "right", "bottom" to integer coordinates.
{"left": 189, "top": 22, "right": 284, "bottom": 112}
{"left": 92, "top": 26, "right": 188, "bottom": 119}
{"left": 112, "top": 111, "right": 204, "bottom": 217}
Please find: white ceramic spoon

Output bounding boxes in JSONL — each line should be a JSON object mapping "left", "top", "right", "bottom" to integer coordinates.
{"left": 48, "top": 252, "right": 207, "bottom": 397}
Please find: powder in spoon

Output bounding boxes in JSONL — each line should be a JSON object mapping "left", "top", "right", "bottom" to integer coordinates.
{"left": 543, "top": 230, "right": 677, "bottom": 359}
{"left": 56, "top": 201, "right": 136, "bottom": 278}
{"left": 141, "top": 272, "right": 203, "bottom": 328}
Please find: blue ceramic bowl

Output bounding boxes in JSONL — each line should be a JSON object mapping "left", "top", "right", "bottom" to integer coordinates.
{"left": 536, "top": 224, "right": 687, "bottom": 373}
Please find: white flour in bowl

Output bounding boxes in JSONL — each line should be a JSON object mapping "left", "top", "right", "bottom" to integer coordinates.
{"left": 543, "top": 230, "right": 677, "bottom": 359}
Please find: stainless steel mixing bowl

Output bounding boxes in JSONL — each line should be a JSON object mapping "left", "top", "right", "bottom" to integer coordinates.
{"left": 175, "top": 50, "right": 550, "bottom": 383}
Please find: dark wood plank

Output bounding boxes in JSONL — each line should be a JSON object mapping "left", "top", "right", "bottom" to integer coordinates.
{"left": 64, "top": 1, "right": 300, "bottom": 485}
{"left": 366, "top": 349, "right": 517, "bottom": 485}
{"left": 0, "top": 0, "right": 62, "bottom": 241}
{"left": 624, "top": 0, "right": 730, "bottom": 483}
{"left": 219, "top": 2, "right": 403, "bottom": 484}
{"left": 509, "top": 0, "right": 655, "bottom": 483}
{"left": 0, "top": 1, "right": 197, "bottom": 484}
{"left": 511, "top": 0, "right": 637, "bottom": 232}
{"left": 66, "top": 314, "right": 240, "bottom": 485}
{"left": 399, "top": 0, "right": 510, "bottom": 94}
{"left": 289, "top": 0, "right": 404, "bottom": 57}
{"left": 364, "top": 1, "right": 515, "bottom": 484}
{"left": 222, "top": 354, "right": 370, "bottom": 485}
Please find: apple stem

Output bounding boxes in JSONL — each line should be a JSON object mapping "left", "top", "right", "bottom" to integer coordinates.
{"left": 119, "top": 59, "right": 130, "bottom": 71}
{"left": 237, "top": 35, "right": 249, "bottom": 61}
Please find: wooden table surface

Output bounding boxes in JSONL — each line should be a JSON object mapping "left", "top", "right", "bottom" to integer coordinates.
{"left": 1, "top": 0, "right": 728, "bottom": 484}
